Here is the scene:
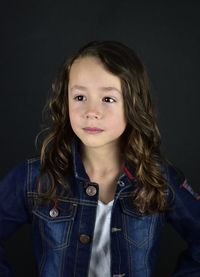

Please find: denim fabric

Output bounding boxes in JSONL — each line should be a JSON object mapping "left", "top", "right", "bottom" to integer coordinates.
{"left": 0, "top": 145, "right": 200, "bottom": 276}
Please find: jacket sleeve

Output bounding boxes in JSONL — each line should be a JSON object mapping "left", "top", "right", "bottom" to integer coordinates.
{"left": 0, "top": 161, "right": 31, "bottom": 277}
{"left": 165, "top": 165, "right": 200, "bottom": 277}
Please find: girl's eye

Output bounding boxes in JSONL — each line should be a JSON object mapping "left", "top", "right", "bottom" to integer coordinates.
{"left": 74, "top": 95, "right": 86, "bottom": 101}
{"left": 102, "top": 97, "right": 116, "bottom": 103}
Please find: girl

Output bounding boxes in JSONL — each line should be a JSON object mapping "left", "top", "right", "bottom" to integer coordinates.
{"left": 0, "top": 41, "right": 200, "bottom": 277}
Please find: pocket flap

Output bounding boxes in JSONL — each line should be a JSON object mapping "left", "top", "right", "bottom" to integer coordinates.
{"left": 32, "top": 200, "right": 77, "bottom": 222}
{"left": 120, "top": 197, "right": 146, "bottom": 218}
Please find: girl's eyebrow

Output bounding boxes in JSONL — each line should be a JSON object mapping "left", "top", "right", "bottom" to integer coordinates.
{"left": 70, "top": 85, "right": 121, "bottom": 94}
{"left": 70, "top": 85, "right": 87, "bottom": 91}
{"left": 100, "top": 86, "right": 121, "bottom": 94}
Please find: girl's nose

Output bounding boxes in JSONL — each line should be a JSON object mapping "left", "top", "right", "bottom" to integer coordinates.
{"left": 85, "top": 103, "right": 102, "bottom": 119}
{"left": 85, "top": 110, "right": 101, "bottom": 119}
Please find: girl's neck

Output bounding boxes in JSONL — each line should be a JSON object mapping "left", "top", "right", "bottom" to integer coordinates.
{"left": 81, "top": 143, "right": 123, "bottom": 178}
{"left": 81, "top": 143, "right": 124, "bottom": 204}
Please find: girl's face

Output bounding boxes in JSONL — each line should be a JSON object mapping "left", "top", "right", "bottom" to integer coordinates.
{"left": 68, "top": 56, "right": 127, "bottom": 150}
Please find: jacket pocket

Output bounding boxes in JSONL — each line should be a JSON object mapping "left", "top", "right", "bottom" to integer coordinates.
{"left": 120, "top": 197, "right": 157, "bottom": 248}
{"left": 32, "top": 200, "right": 77, "bottom": 250}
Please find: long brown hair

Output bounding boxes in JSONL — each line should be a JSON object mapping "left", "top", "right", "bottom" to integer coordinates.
{"left": 37, "top": 41, "right": 168, "bottom": 212}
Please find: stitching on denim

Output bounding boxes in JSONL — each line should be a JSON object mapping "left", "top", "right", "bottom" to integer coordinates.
{"left": 26, "top": 160, "right": 30, "bottom": 191}
{"left": 25, "top": 160, "right": 31, "bottom": 207}
{"left": 74, "top": 242, "right": 79, "bottom": 277}
{"left": 127, "top": 243, "right": 131, "bottom": 276}
{"left": 28, "top": 157, "right": 40, "bottom": 162}
{"left": 111, "top": 210, "right": 122, "bottom": 274}
{"left": 38, "top": 220, "right": 69, "bottom": 250}
{"left": 26, "top": 159, "right": 35, "bottom": 218}
{"left": 35, "top": 206, "right": 77, "bottom": 250}
{"left": 121, "top": 198, "right": 154, "bottom": 248}
{"left": 60, "top": 238, "right": 67, "bottom": 277}
{"left": 38, "top": 218, "right": 46, "bottom": 277}
{"left": 119, "top": 192, "right": 134, "bottom": 197}
{"left": 116, "top": 226, "right": 122, "bottom": 273}
{"left": 120, "top": 198, "right": 146, "bottom": 218}
{"left": 74, "top": 203, "right": 84, "bottom": 276}
{"left": 115, "top": 185, "right": 133, "bottom": 202}
{"left": 124, "top": 232, "right": 153, "bottom": 248}
{"left": 32, "top": 203, "right": 77, "bottom": 222}
{"left": 127, "top": 221, "right": 132, "bottom": 276}
{"left": 144, "top": 214, "right": 156, "bottom": 277}
{"left": 27, "top": 192, "right": 98, "bottom": 205}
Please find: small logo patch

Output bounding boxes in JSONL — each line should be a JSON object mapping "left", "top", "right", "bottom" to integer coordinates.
{"left": 180, "top": 179, "right": 200, "bottom": 200}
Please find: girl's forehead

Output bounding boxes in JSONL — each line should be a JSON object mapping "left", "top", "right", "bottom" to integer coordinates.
{"left": 68, "top": 56, "right": 121, "bottom": 90}
{"left": 70, "top": 56, "right": 103, "bottom": 71}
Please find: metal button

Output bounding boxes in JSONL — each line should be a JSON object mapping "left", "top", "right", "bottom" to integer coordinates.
{"left": 86, "top": 185, "right": 97, "bottom": 196}
{"left": 79, "top": 234, "right": 91, "bottom": 244}
{"left": 49, "top": 208, "right": 59, "bottom": 218}
{"left": 111, "top": 227, "right": 122, "bottom": 233}
{"left": 117, "top": 181, "right": 125, "bottom": 187}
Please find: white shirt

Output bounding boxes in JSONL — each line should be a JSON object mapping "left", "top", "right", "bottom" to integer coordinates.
{"left": 88, "top": 200, "right": 114, "bottom": 277}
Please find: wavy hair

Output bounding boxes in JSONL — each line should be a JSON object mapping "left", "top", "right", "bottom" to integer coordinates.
{"left": 37, "top": 41, "right": 168, "bottom": 213}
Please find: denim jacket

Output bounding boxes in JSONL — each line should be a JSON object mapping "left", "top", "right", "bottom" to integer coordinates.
{"left": 0, "top": 144, "right": 200, "bottom": 277}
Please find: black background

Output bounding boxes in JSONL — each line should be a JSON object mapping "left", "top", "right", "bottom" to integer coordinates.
{"left": 0, "top": 1, "right": 200, "bottom": 276}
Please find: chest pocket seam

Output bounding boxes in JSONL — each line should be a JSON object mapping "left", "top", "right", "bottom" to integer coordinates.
{"left": 32, "top": 202, "right": 77, "bottom": 250}
{"left": 120, "top": 198, "right": 156, "bottom": 248}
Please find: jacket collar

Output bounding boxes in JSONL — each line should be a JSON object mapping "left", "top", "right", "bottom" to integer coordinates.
{"left": 72, "top": 139, "right": 136, "bottom": 184}
{"left": 72, "top": 139, "right": 90, "bottom": 181}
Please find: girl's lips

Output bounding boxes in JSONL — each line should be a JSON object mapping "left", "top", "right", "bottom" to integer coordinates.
{"left": 83, "top": 127, "right": 104, "bottom": 134}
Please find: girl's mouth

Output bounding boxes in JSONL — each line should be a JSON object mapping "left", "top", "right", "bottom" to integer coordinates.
{"left": 83, "top": 127, "right": 104, "bottom": 134}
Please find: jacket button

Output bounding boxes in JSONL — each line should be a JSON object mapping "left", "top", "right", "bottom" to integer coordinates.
{"left": 79, "top": 234, "right": 91, "bottom": 244}
{"left": 86, "top": 185, "right": 97, "bottom": 196}
{"left": 117, "top": 181, "right": 125, "bottom": 187}
{"left": 49, "top": 208, "right": 59, "bottom": 218}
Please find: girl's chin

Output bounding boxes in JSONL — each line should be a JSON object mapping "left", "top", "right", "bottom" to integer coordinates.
{"left": 79, "top": 138, "right": 120, "bottom": 150}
